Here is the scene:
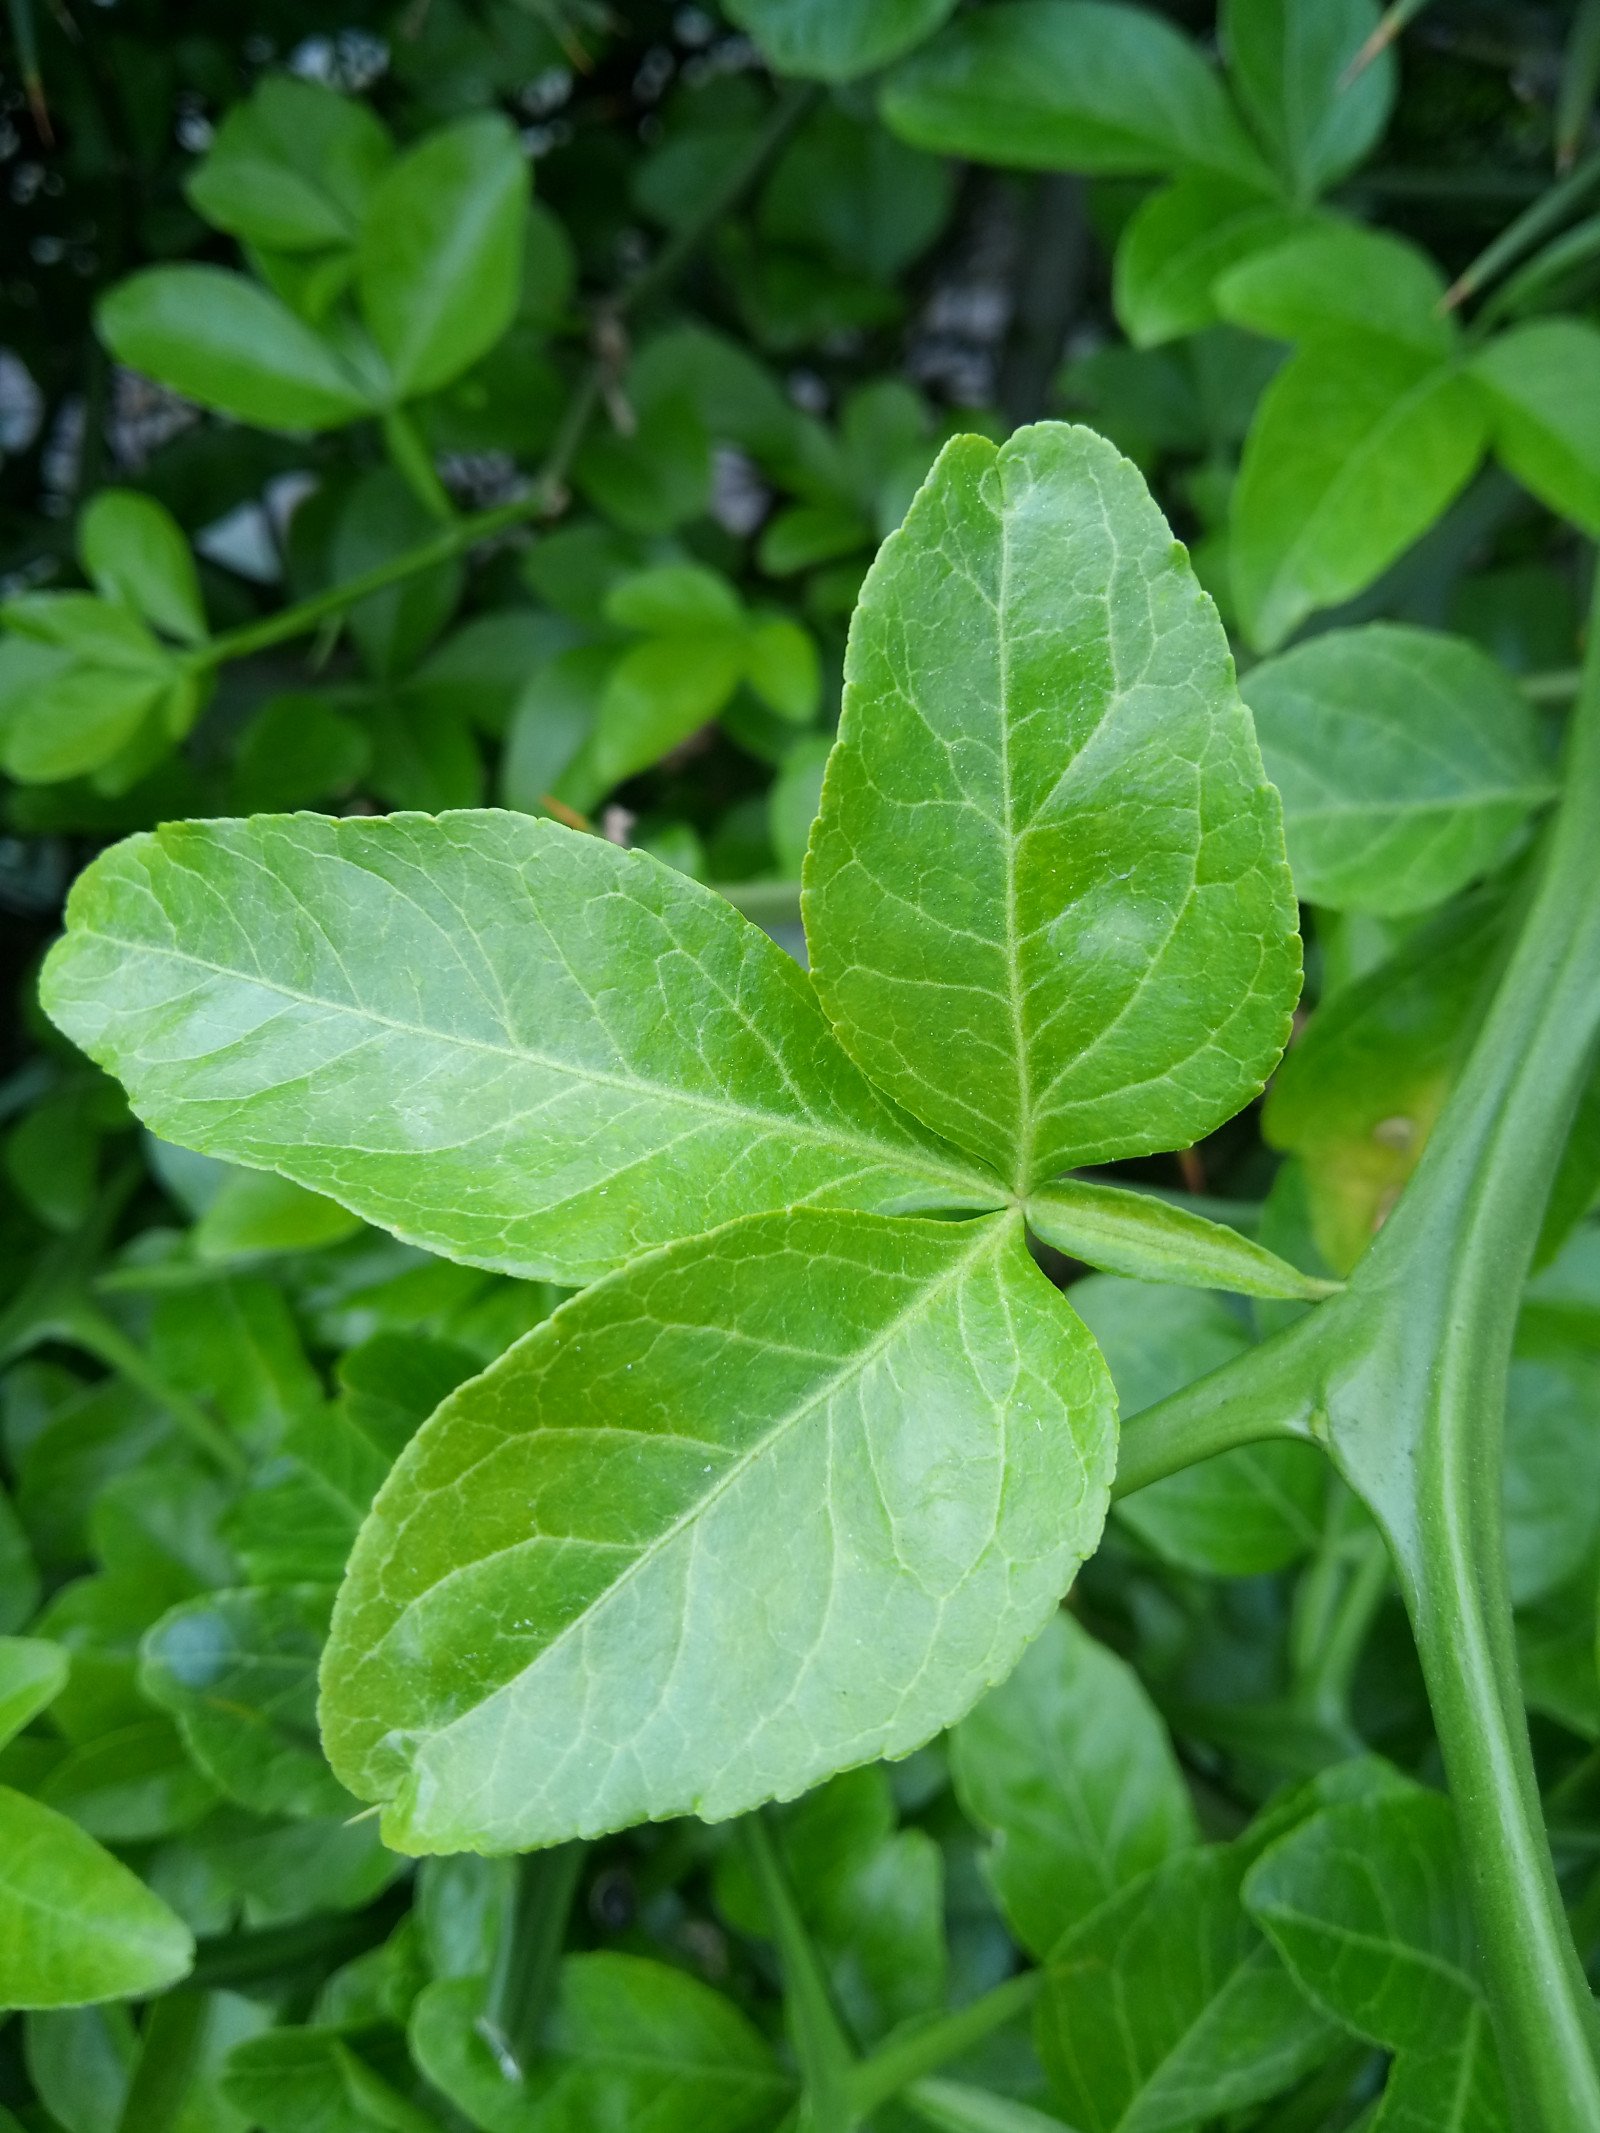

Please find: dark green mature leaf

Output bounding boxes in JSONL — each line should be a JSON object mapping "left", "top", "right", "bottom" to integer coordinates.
{"left": 186, "top": 75, "right": 392, "bottom": 252}
{"left": 1026, "top": 1178, "right": 1335, "bottom": 1298}
{"left": 356, "top": 113, "right": 528, "bottom": 400}
{"left": 804, "top": 421, "right": 1300, "bottom": 1190}
{"left": 1231, "top": 333, "right": 1486, "bottom": 649}
{"left": 1243, "top": 1788, "right": 1481, "bottom": 2051}
{"left": 40, "top": 812, "right": 996, "bottom": 1287}
{"left": 1222, "top": 0, "right": 1395, "bottom": 200}
{"left": 1216, "top": 223, "right": 1451, "bottom": 352}
{"left": 951, "top": 1611, "right": 1196, "bottom": 1958}
{"left": 411, "top": 1956, "right": 790, "bottom": 2132}
{"left": 1037, "top": 1842, "right": 1337, "bottom": 2131}
{"left": 0, "top": 1787, "right": 194, "bottom": 2006}
{"left": 98, "top": 268, "right": 374, "bottom": 432}
{"left": 1241, "top": 625, "right": 1553, "bottom": 915}
{"left": 140, "top": 1586, "right": 349, "bottom": 1819}
{"left": 1114, "top": 177, "right": 1315, "bottom": 348}
{"left": 727, "top": 0, "right": 958, "bottom": 82}
{"left": 1473, "top": 320, "right": 1600, "bottom": 536}
{"left": 882, "top": 2, "right": 1272, "bottom": 186}
{"left": 1374, "top": 2011, "right": 1509, "bottom": 2132}
{"left": 320, "top": 1207, "right": 1115, "bottom": 1852}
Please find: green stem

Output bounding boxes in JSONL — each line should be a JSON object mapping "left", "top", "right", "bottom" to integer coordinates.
{"left": 60, "top": 1299, "right": 249, "bottom": 1482}
{"left": 382, "top": 406, "right": 456, "bottom": 523}
{"left": 115, "top": 1992, "right": 208, "bottom": 2133}
{"left": 738, "top": 1812, "right": 857, "bottom": 2133}
{"left": 1442, "top": 144, "right": 1600, "bottom": 308}
{"left": 1313, "top": 574, "right": 1600, "bottom": 2127}
{"left": 478, "top": 1843, "right": 585, "bottom": 2079}
{"left": 847, "top": 1974, "right": 1039, "bottom": 2119}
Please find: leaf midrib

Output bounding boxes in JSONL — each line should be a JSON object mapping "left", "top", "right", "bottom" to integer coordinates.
{"left": 70, "top": 923, "right": 994, "bottom": 1199}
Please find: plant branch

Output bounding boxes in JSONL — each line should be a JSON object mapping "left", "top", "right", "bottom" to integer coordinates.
{"left": 189, "top": 80, "right": 819, "bottom": 678}
{"left": 478, "top": 1843, "right": 585, "bottom": 2080}
{"left": 847, "top": 1974, "right": 1040, "bottom": 2120}
{"left": 738, "top": 1812, "right": 857, "bottom": 2133}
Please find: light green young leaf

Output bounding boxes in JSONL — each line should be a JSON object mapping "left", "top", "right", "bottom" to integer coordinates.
{"left": 1243, "top": 1789, "right": 1481, "bottom": 2051}
{"left": 40, "top": 812, "right": 995, "bottom": 1287}
{"left": 1241, "top": 625, "right": 1553, "bottom": 915}
{"left": 0, "top": 1786, "right": 194, "bottom": 2006}
{"left": 410, "top": 1956, "right": 790, "bottom": 2133}
{"left": 1038, "top": 1842, "right": 1337, "bottom": 2130}
{"left": 1114, "top": 177, "right": 1315, "bottom": 348}
{"left": 0, "top": 1637, "right": 69, "bottom": 1749}
{"left": 804, "top": 421, "right": 1300, "bottom": 1190}
{"left": 882, "top": 1, "right": 1272, "bottom": 187}
{"left": 744, "top": 616, "right": 821, "bottom": 723}
{"left": 38, "top": 1718, "right": 218, "bottom": 1842}
{"left": 1216, "top": 223, "right": 1452, "bottom": 353}
{"left": 140, "top": 1586, "right": 349, "bottom": 1820}
{"left": 193, "top": 1170, "right": 364, "bottom": 1260}
{"left": 1027, "top": 1178, "right": 1336, "bottom": 1299}
{"left": 1231, "top": 332, "right": 1486, "bottom": 650}
{"left": 951, "top": 1610, "right": 1197, "bottom": 1958}
{"left": 98, "top": 267, "right": 374, "bottom": 432}
{"left": 1473, "top": 319, "right": 1600, "bottom": 536}
{"left": 186, "top": 74, "right": 393, "bottom": 252}
{"left": 727, "top": 0, "right": 958, "bottom": 82}
{"left": 1075, "top": 1274, "right": 1326, "bottom": 1576}
{"left": 604, "top": 563, "right": 743, "bottom": 634}
{"left": 579, "top": 631, "right": 745, "bottom": 798}
{"left": 1222, "top": 0, "right": 1395, "bottom": 200}
{"left": 357, "top": 113, "right": 528, "bottom": 400}
{"left": 904, "top": 2080, "right": 1072, "bottom": 2133}
{"left": 78, "top": 491, "right": 206, "bottom": 646}
{"left": 0, "top": 653, "right": 165, "bottom": 785}
{"left": 319, "top": 1207, "right": 1115, "bottom": 1852}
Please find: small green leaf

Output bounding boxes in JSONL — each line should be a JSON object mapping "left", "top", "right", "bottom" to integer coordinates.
{"left": 1037, "top": 1841, "right": 1337, "bottom": 2129}
{"left": 319, "top": 1207, "right": 1115, "bottom": 1851}
{"left": 1231, "top": 332, "right": 1486, "bottom": 649}
{"left": 1243, "top": 1788, "right": 1481, "bottom": 2051}
{"left": 0, "top": 1637, "right": 69, "bottom": 1749}
{"left": 580, "top": 631, "right": 745, "bottom": 797}
{"left": 951, "top": 1611, "right": 1197, "bottom": 1957}
{"left": 41, "top": 813, "right": 994, "bottom": 1286}
{"left": 804, "top": 420, "right": 1300, "bottom": 1190}
{"left": 193, "top": 1170, "right": 364, "bottom": 1260}
{"left": 882, "top": 1, "right": 1273, "bottom": 187}
{"left": 410, "top": 1956, "right": 790, "bottom": 2132}
{"left": 743, "top": 615, "right": 821, "bottom": 723}
{"left": 1242, "top": 624, "right": 1553, "bottom": 915}
{"left": 357, "top": 113, "right": 528, "bottom": 400}
{"left": 37, "top": 1718, "right": 217, "bottom": 1841}
{"left": 1222, "top": 0, "right": 1395, "bottom": 201}
{"left": 0, "top": 649, "right": 165, "bottom": 786}
{"left": 140, "top": 1586, "right": 349, "bottom": 1820}
{"left": 98, "top": 267, "right": 374, "bottom": 432}
{"left": 1216, "top": 222, "right": 1452, "bottom": 352}
{"left": 186, "top": 74, "right": 392, "bottom": 252}
{"left": 603, "top": 563, "right": 743, "bottom": 634}
{"left": 0, "top": 1785, "right": 194, "bottom": 2007}
{"left": 78, "top": 491, "right": 206, "bottom": 646}
{"left": 1473, "top": 319, "right": 1600, "bottom": 536}
{"left": 1114, "top": 177, "right": 1316, "bottom": 348}
{"left": 727, "top": 0, "right": 959, "bottom": 82}
{"left": 1027, "top": 1178, "right": 1338, "bottom": 1298}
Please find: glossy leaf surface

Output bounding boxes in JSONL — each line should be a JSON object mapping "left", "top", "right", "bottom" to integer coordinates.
{"left": 320, "top": 1207, "right": 1115, "bottom": 1851}
{"left": 727, "top": 0, "right": 958, "bottom": 82}
{"left": 40, "top": 812, "right": 994, "bottom": 1286}
{"left": 805, "top": 420, "right": 1300, "bottom": 1188}
{"left": 1027, "top": 1178, "right": 1336, "bottom": 1298}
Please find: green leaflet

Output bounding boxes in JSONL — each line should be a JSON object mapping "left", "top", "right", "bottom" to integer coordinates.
{"left": 0, "top": 1636, "right": 69, "bottom": 1748}
{"left": 40, "top": 812, "right": 997, "bottom": 1286}
{"left": 410, "top": 1957, "right": 791, "bottom": 2132}
{"left": 1026, "top": 1177, "right": 1336, "bottom": 1298}
{"left": 0, "top": 1786, "right": 194, "bottom": 2007}
{"left": 804, "top": 421, "right": 1300, "bottom": 1190}
{"left": 140, "top": 1585, "right": 350, "bottom": 1819}
{"left": 1113, "top": 177, "right": 1317, "bottom": 348}
{"left": 319, "top": 1207, "right": 1115, "bottom": 1852}
{"left": 881, "top": 2, "right": 1273, "bottom": 188}
{"left": 186, "top": 74, "right": 393, "bottom": 252}
{"left": 950, "top": 1611, "right": 1197, "bottom": 1959}
{"left": 1472, "top": 319, "right": 1600, "bottom": 537}
{"left": 355, "top": 113, "right": 528, "bottom": 400}
{"left": 1216, "top": 222, "right": 1452, "bottom": 353}
{"left": 1036, "top": 1841, "right": 1338, "bottom": 2131}
{"left": 1231, "top": 333, "right": 1487, "bottom": 650}
{"left": 97, "top": 267, "right": 375, "bottom": 433}
{"left": 1372, "top": 2011, "right": 1509, "bottom": 2132}
{"left": 1241, "top": 624, "right": 1554, "bottom": 916}
{"left": 726, "top": 0, "right": 959, "bottom": 82}
{"left": 78, "top": 490, "right": 207, "bottom": 647}
{"left": 1222, "top": 0, "right": 1395, "bottom": 201}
